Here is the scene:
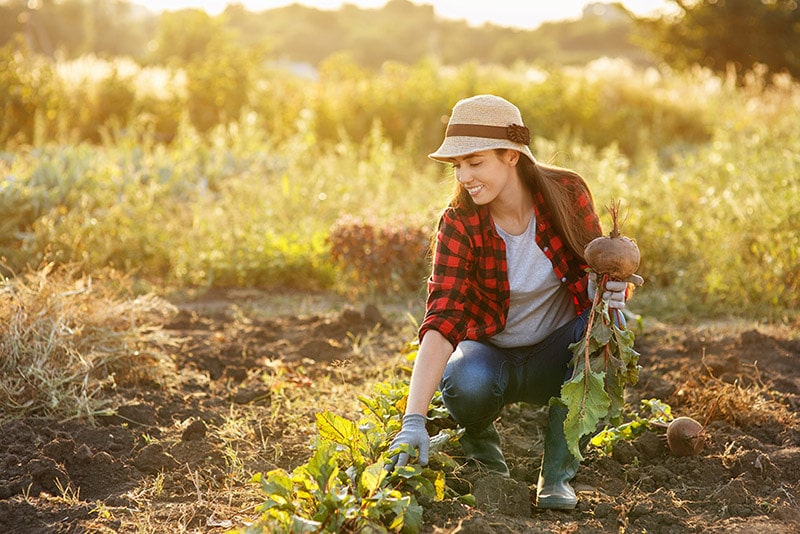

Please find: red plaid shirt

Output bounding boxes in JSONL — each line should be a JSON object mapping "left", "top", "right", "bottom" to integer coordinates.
{"left": 419, "top": 186, "right": 601, "bottom": 348}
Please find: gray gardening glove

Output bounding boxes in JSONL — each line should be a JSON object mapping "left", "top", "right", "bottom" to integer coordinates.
{"left": 387, "top": 413, "right": 429, "bottom": 468}
{"left": 588, "top": 272, "right": 644, "bottom": 309}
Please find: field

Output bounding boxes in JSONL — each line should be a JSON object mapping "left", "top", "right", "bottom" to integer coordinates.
{"left": 1, "top": 286, "right": 798, "bottom": 533}
{"left": 1, "top": 51, "right": 799, "bottom": 533}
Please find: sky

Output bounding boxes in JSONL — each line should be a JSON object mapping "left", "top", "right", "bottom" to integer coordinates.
{"left": 136, "top": 0, "right": 675, "bottom": 30}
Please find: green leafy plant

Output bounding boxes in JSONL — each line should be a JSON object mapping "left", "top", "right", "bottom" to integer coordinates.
{"left": 0, "top": 37, "right": 63, "bottom": 147}
{"left": 559, "top": 280, "right": 641, "bottom": 460}
{"left": 590, "top": 398, "right": 673, "bottom": 455}
{"left": 244, "top": 343, "right": 462, "bottom": 533}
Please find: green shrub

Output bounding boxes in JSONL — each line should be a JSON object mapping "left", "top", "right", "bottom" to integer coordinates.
{"left": 69, "top": 68, "right": 137, "bottom": 142}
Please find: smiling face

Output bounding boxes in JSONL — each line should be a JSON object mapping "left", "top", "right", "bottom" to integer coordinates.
{"left": 450, "top": 149, "right": 521, "bottom": 206}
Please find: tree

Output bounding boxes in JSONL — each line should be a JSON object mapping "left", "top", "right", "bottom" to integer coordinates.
{"left": 184, "top": 31, "right": 255, "bottom": 133}
{"left": 150, "top": 8, "right": 220, "bottom": 65}
{"left": 641, "top": 0, "right": 800, "bottom": 80}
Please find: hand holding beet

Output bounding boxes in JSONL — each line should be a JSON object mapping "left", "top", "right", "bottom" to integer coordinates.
{"left": 588, "top": 273, "right": 643, "bottom": 310}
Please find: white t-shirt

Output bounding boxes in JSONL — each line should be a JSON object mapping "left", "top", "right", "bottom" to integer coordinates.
{"left": 490, "top": 216, "right": 576, "bottom": 348}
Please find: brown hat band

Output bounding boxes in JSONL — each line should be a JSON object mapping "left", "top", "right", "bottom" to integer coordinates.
{"left": 445, "top": 123, "right": 530, "bottom": 145}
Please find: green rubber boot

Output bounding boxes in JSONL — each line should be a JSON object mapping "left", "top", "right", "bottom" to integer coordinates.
{"left": 459, "top": 422, "right": 510, "bottom": 477}
{"left": 536, "top": 403, "right": 581, "bottom": 510}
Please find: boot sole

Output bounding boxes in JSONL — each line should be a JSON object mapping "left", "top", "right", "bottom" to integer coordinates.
{"left": 536, "top": 498, "right": 577, "bottom": 510}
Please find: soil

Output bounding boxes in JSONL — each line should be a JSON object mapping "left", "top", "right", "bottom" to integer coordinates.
{"left": 1, "top": 290, "right": 798, "bottom": 533}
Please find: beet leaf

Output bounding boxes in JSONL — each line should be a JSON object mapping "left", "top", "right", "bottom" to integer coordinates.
{"left": 559, "top": 281, "right": 641, "bottom": 460}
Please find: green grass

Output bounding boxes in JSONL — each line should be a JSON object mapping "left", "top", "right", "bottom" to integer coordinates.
{"left": 1, "top": 61, "right": 798, "bottom": 321}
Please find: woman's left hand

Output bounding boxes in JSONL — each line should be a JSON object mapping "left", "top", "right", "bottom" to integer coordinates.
{"left": 588, "top": 272, "right": 644, "bottom": 309}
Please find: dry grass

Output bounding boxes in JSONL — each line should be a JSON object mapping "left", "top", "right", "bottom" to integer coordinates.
{"left": 681, "top": 357, "right": 798, "bottom": 429}
{"left": 0, "top": 263, "right": 178, "bottom": 422}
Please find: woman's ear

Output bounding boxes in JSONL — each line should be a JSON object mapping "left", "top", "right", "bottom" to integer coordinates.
{"left": 506, "top": 150, "right": 520, "bottom": 166}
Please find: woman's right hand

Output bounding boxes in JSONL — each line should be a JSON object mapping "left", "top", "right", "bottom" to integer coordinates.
{"left": 588, "top": 272, "right": 644, "bottom": 309}
{"left": 387, "top": 413, "right": 430, "bottom": 468}
{"left": 387, "top": 329, "right": 453, "bottom": 470}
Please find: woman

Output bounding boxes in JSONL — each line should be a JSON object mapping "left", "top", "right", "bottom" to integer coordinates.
{"left": 389, "top": 94, "right": 641, "bottom": 510}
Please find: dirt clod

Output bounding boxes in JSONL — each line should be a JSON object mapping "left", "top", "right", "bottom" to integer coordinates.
{"left": 472, "top": 473, "right": 530, "bottom": 517}
{"left": 182, "top": 419, "right": 207, "bottom": 441}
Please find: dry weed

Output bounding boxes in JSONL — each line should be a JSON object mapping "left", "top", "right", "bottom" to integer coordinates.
{"left": 680, "top": 357, "right": 797, "bottom": 428}
{"left": 0, "top": 263, "right": 178, "bottom": 421}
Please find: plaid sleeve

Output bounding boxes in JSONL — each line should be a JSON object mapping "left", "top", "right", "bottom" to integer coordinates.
{"left": 419, "top": 209, "right": 473, "bottom": 347}
{"left": 575, "top": 186, "right": 602, "bottom": 238}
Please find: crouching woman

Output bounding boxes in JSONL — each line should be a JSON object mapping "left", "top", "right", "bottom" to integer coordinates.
{"left": 389, "top": 94, "right": 640, "bottom": 509}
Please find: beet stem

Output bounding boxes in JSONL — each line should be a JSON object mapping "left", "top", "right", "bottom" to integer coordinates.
{"left": 608, "top": 199, "right": 621, "bottom": 239}
{"left": 581, "top": 274, "right": 606, "bottom": 405}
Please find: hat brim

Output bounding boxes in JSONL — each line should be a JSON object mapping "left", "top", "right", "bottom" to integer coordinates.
{"left": 429, "top": 136, "right": 536, "bottom": 164}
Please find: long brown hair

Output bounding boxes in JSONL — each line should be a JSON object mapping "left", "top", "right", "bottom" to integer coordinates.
{"left": 448, "top": 149, "right": 601, "bottom": 261}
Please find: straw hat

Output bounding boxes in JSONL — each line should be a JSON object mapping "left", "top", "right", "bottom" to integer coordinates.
{"left": 429, "top": 94, "right": 536, "bottom": 164}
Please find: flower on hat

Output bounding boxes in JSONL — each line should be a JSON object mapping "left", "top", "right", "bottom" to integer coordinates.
{"left": 507, "top": 124, "right": 530, "bottom": 145}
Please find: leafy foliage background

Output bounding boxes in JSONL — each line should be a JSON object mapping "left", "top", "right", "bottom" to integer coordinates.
{"left": 1, "top": 1, "right": 798, "bottom": 321}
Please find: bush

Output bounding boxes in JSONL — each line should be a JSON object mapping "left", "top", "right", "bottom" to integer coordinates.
{"left": 328, "top": 215, "right": 432, "bottom": 295}
{"left": 61, "top": 67, "right": 137, "bottom": 143}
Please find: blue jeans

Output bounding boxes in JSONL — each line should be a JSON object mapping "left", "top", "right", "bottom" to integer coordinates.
{"left": 440, "top": 309, "right": 592, "bottom": 434}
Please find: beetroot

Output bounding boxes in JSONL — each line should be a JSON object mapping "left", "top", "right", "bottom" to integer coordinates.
{"left": 584, "top": 199, "right": 640, "bottom": 280}
{"left": 666, "top": 416, "right": 705, "bottom": 456}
